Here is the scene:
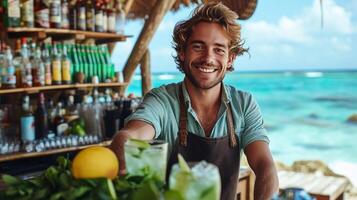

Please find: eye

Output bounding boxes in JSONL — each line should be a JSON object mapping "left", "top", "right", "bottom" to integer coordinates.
{"left": 192, "top": 44, "right": 204, "bottom": 51}
{"left": 215, "top": 48, "right": 226, "bottom": 55}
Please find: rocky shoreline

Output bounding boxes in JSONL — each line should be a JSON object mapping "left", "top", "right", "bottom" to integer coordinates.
{"left": 241, "top": 156, "right": 357, "bottom": 199}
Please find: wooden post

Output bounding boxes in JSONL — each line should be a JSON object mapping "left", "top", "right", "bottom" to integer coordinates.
{"left": 140, "top": 49, "right": 151, "bottom": 96}
{"left": 121, "top": 0, "right": 176, "bottom": 94}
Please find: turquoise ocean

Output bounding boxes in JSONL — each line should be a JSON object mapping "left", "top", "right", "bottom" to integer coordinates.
{"left": 126, "top": 71, "right": 357, "bottom": 182}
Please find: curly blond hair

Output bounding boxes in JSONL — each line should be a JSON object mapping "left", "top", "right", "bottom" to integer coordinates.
{"left": 172, "top": 2, "right": 248, "bottom": 72}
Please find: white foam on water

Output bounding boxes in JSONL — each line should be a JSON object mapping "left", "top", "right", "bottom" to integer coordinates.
{"left": 158, "top": 74, "right": 175, "bottom": 80}
{"left": 329, "top": 161, "right": 357, "bottom": 186}
{"left": 305, "top": 72, "right": 323, "bottom": 78}
{"left": 133, "top": 75, "right": 142, "bottom": 80}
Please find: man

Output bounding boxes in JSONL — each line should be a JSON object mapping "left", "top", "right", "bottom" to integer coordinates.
{"left": 110, "top": 2, "right": 278, "bottom": 200}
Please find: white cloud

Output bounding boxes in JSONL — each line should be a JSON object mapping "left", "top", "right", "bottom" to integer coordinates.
{"left": 244, "top": 0, "right": 354, "bottom": 46}
{"left": 330, "top": 37, "right": 351, "bottom": 52}
{"left": 253, "top": 44, "right": 294, "bottom": 56}
{"left": 303, "top": 0, "right": 354, "bottom": 34}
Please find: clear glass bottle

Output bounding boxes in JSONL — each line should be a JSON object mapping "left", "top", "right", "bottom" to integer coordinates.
{"left": 1, "top": 46, "right": 16, "bottom": 89}
{"left": 115, "top": 0, "right": 125, "bottom": 34}
{"left": 32, "top": 46, "right": 45, "bottom": 86}
{"left": 20, "top": 38, "right": 33, "bottom": 87}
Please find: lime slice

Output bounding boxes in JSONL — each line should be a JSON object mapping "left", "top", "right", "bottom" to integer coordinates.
{"left": 107, "top": 178, "right": 117, "bottom": 200}
{"left": 178, "top": 154, "right": 190, "bottom": 172}
{"left": 126, "top": 138, "right": 150, "bottom": 149}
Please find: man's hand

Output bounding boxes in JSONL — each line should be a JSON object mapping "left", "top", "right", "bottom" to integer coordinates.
{"left": 109, "top": 120, "right": 155, "bottom": 175}
{"left": 244, "top": 141, "right": 279, "bottom": 200}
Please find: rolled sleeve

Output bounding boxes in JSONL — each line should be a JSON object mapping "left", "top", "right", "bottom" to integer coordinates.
{"left": 241, "top": 93, "right": 270, "bottom": 149}
{"left": 125, "top": 90, "right": 165, "bottom": 139}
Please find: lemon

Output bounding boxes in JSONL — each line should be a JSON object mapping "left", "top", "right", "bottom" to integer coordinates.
{"left": 72, "top": 146, "right": 119, "bottom": 179}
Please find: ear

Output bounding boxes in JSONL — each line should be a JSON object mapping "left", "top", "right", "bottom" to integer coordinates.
{"left": 227, "top": 53, "right": 236, "bottom": 70}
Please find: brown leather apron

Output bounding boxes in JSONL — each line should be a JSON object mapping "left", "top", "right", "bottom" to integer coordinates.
{"left": 167, "top": 87, "right": 241, "bottom": 200}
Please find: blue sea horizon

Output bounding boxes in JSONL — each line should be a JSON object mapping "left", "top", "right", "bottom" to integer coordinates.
{"left": 126, "top": 70, "right": 357, "bottom": 183}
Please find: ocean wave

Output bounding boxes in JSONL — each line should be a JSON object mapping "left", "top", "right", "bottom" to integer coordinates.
{"left": 157, "top": 74, "right": 175, "bottom": 80}
{"left": 305, "top": 72, "right": 323, "bottom": 78}
{"left": 133, "top": 75, "right": 142, "bottom": 80}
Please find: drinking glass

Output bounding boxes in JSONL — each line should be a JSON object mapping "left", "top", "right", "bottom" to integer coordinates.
{"left": 124, "top": 140, "right": 168, "bottom": 181}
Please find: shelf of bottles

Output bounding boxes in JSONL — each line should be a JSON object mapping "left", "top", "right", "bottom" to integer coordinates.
{"left": 1, "top": 0, "right": 127, "bottom": 43}
{"left": 0, "top": 139, "right": 111, "bottom": 162}
{"left": 0, "top": 82, "right": 128, "bottom": 94}
{"left": 0, "top": 90, "right": 141, "bottom": 161}
{"left": 6, "top": 28, "right": 130, "bottom": 44}
{"left": 0, "top": 37, "right": 127, "bottom": 94}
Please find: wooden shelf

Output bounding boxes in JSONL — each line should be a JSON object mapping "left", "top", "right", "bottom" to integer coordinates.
{"left": 0, "top": 82, "right": 128, "bottom": 95}
{"left": 7, "top": 28, "right": 132, "bottom": 44}
{"left": 0, "top": 140, "right": 112, "bottom": 162}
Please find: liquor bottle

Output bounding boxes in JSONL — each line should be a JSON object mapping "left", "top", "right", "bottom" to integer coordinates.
{"left": 61, "top": 44, "right": 71, "bottom": 84}
{"left": 61, "top": 0, "right": 69, "bottom": 29}
{"left": 115, "top": 0, "right": 125, "bottom": 34}
{"left": 94, "top": 0, "right": 103, "bottom": 32}
{"left": 34, "top": 0, "right": 50, "bottom": 28}
{"left": 42, "top": 44, "right": 52, "bottom": 85}
{"left": 50, "top": 0, "right": 61, "bottom": 28}
{"left": 20, "top": 95, "right": 35, "bottom": 141}
{"left": 77, "top": 0, "right": 86, "bottom": 30}
{"left": 34, "top": 93, "right": 48, "bottom": 139}
{"left": 85, "top": 0, "right": 95, "bottom": 31}
{"left": 53, "top": 102, "right": 68, "bottom": 136}
{"left": 102, "top": 1, "right": 107, "bottom": 32}
{"left": 3, "top": 0, "right": 21, "bottom": 27}
{"left": 32, "top": 46, "right": 45, "bottom": 86}
{"left": 20, "top": 0, "right": 35, "bottom": 27}
{"left": 51, "top": 43, "right": 62, "bottom": 85}
{"left": 20, "top": 38, "right": 33, "bottom": 87}
{"left": 107, "top": 0, "right": 116, "bottom": 33}
{"left": 1, "top": 46, "right": 17, "bottom": 88}
{"left": 13, "top": 39, "right": 23, "bottom": 87}
{"left": 69, "top": 0, "right": 77, "bottom": 29}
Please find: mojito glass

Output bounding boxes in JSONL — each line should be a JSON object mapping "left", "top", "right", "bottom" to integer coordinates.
{"left": 169, "top": 155, "right": 221, "bottom": 200}
{"left": 124, "top": 139, "right": 168, "bottom": 181}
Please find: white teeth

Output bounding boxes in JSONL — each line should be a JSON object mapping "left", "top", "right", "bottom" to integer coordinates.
{"left": 198, "top": 67, "right": 215, "bottom": 73}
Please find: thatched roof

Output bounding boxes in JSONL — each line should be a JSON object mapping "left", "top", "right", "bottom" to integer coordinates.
{"left": 127, "top": 0, "right": 258, "bottom": 20}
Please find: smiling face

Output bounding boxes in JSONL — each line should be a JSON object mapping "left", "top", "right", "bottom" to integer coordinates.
{"left": 180, "top": 22, "right": 234, "bottom": 90}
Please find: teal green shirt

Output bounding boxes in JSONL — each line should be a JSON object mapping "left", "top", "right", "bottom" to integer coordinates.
{"left": 125, "top": 82, "right": 269, "bottom": 154}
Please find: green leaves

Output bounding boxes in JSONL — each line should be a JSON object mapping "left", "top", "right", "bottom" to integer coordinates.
{"left": 0, "top": 157, "right": 169, "bottom": 200}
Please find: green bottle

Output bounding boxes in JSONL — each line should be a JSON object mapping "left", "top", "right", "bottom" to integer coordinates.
{"left": 3, "top": 0, "right": 21, "bottom": 27}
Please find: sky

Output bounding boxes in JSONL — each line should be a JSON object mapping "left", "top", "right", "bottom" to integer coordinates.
{"left": 111, "top": 0, "right": 357, "bottom": 72}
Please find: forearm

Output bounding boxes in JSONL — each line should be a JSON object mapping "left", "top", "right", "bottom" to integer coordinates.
{"left": 253, "top": 166, "right": 279, "bottom": 200}
{"left": 109, "top": 130, "right": 131, "bottom": 175}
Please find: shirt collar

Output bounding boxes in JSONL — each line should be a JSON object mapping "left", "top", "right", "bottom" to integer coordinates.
{"left": 180, "top": 81, "right": 232, "bottom": 107}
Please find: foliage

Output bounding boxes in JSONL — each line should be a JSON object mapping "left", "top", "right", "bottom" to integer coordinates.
{"left": 0, "top": 157, "right": 166, "bottom": 200}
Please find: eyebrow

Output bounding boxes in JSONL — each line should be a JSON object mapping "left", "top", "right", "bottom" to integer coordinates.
{"left": 190, "top": 40, "right": 227, "bottom": 48}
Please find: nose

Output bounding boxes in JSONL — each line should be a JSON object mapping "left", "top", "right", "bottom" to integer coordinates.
{"left": 202, "top": 48, "right": 215, "bottom": 65}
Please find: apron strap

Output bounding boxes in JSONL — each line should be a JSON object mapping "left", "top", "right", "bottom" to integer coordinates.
{"left": 178, "top": 83, "right": 237, "bottom": 148}
{"left": 178, "top": 86, "right": 188, "bottom": 147}
{"left": 225, "top": 102, "right": 237, "bottom": 148}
